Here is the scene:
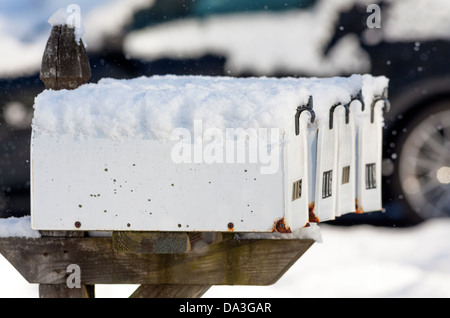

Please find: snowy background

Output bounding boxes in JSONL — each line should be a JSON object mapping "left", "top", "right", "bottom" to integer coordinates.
{"left": 2, "top": 0, "right": 450, "bottom": 77}
{"left": 1, "top": 218, "right": 450, "bottom": 298}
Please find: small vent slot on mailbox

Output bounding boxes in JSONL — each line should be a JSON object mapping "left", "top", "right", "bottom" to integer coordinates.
{"left": 342, "top": 166, "right": 350, "bottom": 185}
{"left": 322, "top": 170, "right": 333, "bottom": 199}
{"left": 292, "top": 179, "right": 302, "bottom": 201}
{"left": 365, "top": 163, "right": 377, "bottom": 189}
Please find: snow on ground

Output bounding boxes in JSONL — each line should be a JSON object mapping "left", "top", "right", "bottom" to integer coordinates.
{"left": 207, "top": 218, "right": 450, "bottom": 298}
{"left": 1, "top": 218, "right": 450, "bottom": 298}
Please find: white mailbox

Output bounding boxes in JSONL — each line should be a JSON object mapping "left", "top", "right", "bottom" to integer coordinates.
{"left": 31, "top": 75, "right": 389, "bottom": 232}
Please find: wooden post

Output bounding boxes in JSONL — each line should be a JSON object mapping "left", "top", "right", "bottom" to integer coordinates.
{"left": 39, "top": 284, "right": 95, "bottom": 298}
{"left": 38, "top": 23, "right": 91, "bottom": 298}
{"left": 40, "top": 25, "right": 91, "bottom": 90}
{"left": 130, "top": 285, "right": 211, "bottom": 298}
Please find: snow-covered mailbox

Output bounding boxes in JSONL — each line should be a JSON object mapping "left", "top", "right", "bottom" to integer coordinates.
{"left": 31, "top": 75, "right": 389, "bottom": 233}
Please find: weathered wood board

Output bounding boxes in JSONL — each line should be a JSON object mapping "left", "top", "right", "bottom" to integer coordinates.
{"left": 0, "top": 234, "right": 313, "bottom": 286}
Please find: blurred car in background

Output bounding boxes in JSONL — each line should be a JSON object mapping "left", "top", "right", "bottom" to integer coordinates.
{"left": 0, "top": 0, "right": 449, "bottom": 226}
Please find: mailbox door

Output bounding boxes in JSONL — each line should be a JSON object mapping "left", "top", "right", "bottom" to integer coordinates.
{"left": 284, "top": 118, "right": 309, "bottom": 231}
{"left": 314, "top": 120, "right": 338, "bottom": 222}
{"left": 335, "top": 111, "right": 356, "bottom": 216}
{"left": 356, "top": 107, "right": 383, "bottom": 213}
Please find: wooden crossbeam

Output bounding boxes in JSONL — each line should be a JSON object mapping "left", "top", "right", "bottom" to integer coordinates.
{"left": 0, "top": 234, "right": 313, "bottom": 286}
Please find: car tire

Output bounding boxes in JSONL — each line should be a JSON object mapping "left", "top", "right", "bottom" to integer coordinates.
{"left": 387, "top": 100, "right": 450, "bottom": 222}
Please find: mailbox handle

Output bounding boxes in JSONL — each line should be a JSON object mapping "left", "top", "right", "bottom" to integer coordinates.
{"left": 370, "top": 88, "right": 390, "bottom": 123}
{"left": 329, "top": 103, "right": 349, "bottom": 129}
{"left": 349, "top": 90, "right": 365, "bottom": 111}
{"left": 295, "top": 96, "right": 315, "bottom": 135}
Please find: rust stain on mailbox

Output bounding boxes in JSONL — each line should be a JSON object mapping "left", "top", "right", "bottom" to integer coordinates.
{"left": 308, "top": 202, "right": 319, "bottom": 223}
{"left": 355, "top": 199, "right": 364, "bottom": 214}
{"left": 273, "top": 218, "right": 291, "bottom": 233}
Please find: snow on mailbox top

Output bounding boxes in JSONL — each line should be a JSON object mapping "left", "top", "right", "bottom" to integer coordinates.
{"left": 32, "top": 74, "right": 388, "bottom": 141}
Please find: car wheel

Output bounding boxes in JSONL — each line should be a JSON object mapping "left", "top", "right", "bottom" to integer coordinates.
{"left": 390, "top": 100, "right": 450, "bottom": 221}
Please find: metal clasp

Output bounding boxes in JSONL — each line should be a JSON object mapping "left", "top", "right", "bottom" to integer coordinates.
{"left": 329, "top": 103, "right": 349, "bottom": 129}
{"left": 295, "top": 96, "right": 315, "bottom": 135}
{"left": 370, "top": 88, "right": 390, "bottom": 123}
